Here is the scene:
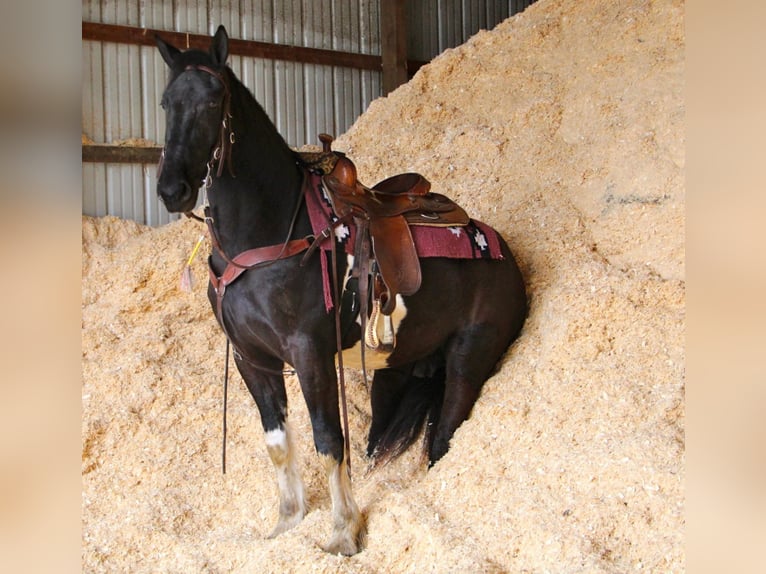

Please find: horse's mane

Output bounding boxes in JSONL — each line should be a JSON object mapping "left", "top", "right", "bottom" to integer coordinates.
{"left": 223, "top": 67, "right": 298, "bottom": 165}
{"left": 166, "top": 47, "right": 297, "bottom": 172}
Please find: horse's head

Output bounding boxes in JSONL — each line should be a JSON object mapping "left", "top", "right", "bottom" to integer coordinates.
{"left": 155, "top": 25, "right": 231, "bottom": 213}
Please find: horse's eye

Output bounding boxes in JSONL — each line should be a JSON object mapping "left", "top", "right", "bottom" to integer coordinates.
{"left": 160, "top": 100, "right": 167, "bottom": 110}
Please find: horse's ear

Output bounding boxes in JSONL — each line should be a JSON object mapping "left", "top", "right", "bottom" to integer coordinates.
{"left": 155, "top": 35, "right": 180, "bottom": 67}
{"left": 210, "top": 25, "right": 229, "bottom": 65}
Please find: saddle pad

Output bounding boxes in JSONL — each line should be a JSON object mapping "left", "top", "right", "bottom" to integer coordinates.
{"left": 304, "top": 172, "right": 505, "bottom": 310}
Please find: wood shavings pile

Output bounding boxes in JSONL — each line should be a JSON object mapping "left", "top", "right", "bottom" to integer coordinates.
{"left": 82, "top": 0, "right": 684, "bottom": 571}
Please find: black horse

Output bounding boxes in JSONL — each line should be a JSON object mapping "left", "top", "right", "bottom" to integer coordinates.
{"left": 155, "top": 26, "right": 526, "bottom": 555}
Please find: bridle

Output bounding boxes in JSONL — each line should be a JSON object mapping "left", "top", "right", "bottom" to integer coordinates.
{"left": 157, "top": 63, "right": 235, "bottom": 187}
{"left": 158, "top": 63, "right": 352, "bottom": 474}
{"left": 165, "top": 63, "right": 310, "bottom": 272}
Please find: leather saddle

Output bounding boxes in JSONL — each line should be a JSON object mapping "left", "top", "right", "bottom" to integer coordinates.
{"left": 298, "top": 134, "right": 470, "bottom": 347}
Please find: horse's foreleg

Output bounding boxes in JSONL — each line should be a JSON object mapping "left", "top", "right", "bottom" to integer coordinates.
{"left": 295, "top": 357, "right": 366, "bottom": 555}
{"left": 264, "top": 421, "right": 306, "bottom": 538}
{"left": 321, "top": 453, "right": 365, "bottom": 555}
{"left": 237, "top": 359, "right": 306, "bottom": 537}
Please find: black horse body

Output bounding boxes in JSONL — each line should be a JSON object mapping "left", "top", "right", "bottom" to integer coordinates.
{"left": 156, "top": 26, "right": 526, "bottom": 555}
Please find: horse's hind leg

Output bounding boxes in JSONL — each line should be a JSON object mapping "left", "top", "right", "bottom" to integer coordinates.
{"left": 237, "top": 358, "right": 306, "bottom": 537}
{"left": 428, "top": 325, "right": 508, "bottom": 464}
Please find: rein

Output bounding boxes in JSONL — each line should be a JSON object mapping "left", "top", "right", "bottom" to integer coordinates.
{"left": 174, "top": 62, "right": 352, "bottom": 474}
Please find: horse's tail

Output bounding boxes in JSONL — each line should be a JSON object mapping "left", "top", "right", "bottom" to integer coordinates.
{"left": 367, "top": 363, "right": 446, "bottom": 467}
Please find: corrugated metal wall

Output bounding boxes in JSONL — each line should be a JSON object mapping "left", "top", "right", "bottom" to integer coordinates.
{"left": 407, "top": 0, "right": 536, "bottom": 61}
{"left": 82, "top": 0, "right": 533, "bottom": 226}
{"left": 82, "top": 0, "right": 381, "bottom": 226}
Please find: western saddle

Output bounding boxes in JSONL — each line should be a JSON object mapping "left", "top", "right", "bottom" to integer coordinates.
{"left": 298, "top": 134, "right": 470, "bottom": 351}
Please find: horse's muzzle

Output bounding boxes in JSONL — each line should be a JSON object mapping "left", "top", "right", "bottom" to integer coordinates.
{"left": 157, "top": 179, "right": 197, "bottom": 213}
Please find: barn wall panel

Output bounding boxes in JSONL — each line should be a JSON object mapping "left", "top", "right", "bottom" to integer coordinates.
{"left": 406, "top": 0, "right": 535, "bottom": 62}
{"left": 82, "top": 0, "right": 530, "bottom": 226}
{"left": 83, "top": 0, "right": 384, "bottom": 226}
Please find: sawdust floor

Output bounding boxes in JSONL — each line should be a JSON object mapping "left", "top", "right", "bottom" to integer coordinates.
{"left": 82, "top": 0, "right": 685, "bottom": 571}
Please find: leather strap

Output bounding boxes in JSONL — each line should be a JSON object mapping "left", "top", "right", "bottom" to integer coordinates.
{"left": 185, "top": 64, "right": 235, "bottom": 178}
{"left": 205, "top": 172, "right": 313, "bottom": 373}
{"left": 208, "top": 238, "right": 311, "bottom": 297}
{"left": 208, "top": 238, "right": 311, "bottom": 363}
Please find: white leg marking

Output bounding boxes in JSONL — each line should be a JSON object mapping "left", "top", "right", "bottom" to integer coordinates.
{"left": 264, "top": 422, "right": 306, "bottom": 538}
{"left": 321, "top": 454, "right": 366, "bottom": 555}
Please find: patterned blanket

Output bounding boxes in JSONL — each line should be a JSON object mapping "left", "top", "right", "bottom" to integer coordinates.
{"left": 303, "top": 172, "right": 505, "bottom": 310}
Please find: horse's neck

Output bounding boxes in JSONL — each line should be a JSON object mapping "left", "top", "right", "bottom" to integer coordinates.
{"left": 210, "top": 80, "right": 306, "bottom": 254}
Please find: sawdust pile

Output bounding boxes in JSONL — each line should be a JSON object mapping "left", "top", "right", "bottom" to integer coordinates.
{"left": 82, "top": 0, "right": 685, "bottom": 571}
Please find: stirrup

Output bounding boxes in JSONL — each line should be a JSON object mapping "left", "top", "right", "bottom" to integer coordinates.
{"left": 365, "top": 298, "right": 396, "bottom": 352}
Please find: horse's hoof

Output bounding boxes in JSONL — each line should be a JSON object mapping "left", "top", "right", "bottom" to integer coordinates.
{"left": 323, "top": 536, "right": 361, "bottom": 556}
{"left": 267, "top": 511, "right": 304, "bottom": 539}
{"left": 322, "top": 520, "right": 367, "bottom": 556}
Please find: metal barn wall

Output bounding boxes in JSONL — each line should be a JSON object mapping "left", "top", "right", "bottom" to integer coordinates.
{"left": 406, "top": 0, "right": 536, "bottom": 61}
{"left": 82, "top": 0, "right": 533, "bottom": 226}
{"left": 82, "top": 0, "right": 381, "bottom": 226}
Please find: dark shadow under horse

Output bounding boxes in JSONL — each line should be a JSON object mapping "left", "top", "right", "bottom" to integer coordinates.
{"left": 155, "top": 26, "right": 526, "bottom": 555}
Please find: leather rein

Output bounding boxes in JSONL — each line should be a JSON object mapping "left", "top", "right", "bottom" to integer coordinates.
{"left": 167, "top": 63, "right": 352, "bottom": 474}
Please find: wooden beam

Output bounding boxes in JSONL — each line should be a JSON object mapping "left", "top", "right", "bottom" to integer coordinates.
{"left": 82, "top": 144, "right": 162, "bottom": 164}
{"left": 381, "top": 0, "right": 409, "bottom": 94}
{"left": 82, "top": 22, "right": 381, "bottom": 71}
